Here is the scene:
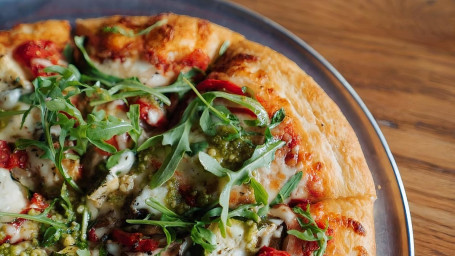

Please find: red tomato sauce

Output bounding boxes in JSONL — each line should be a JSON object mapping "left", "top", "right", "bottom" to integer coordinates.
{"left": 13, "top": 40, "right": 62, "bottom": 77}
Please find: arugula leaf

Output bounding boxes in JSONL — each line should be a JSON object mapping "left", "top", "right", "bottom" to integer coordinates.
{"left": 191, "top": 222, "right": 217, "bottom": 252}
{"left": 0, "top": 201, "right": 67, "bottom": 229}
{"left": 155, "top": 68, "right": 204, "bottom": 98}
{"left": 250, "top": 178, "right": 268, "bottom": 205}
{"left": 127, "top": 104, "right": 141, "bottom": 146}
{"left": 269, "top": 171, "right": 303, "bottom": 206}
{"left": 287, "top": 229, "right": 318, "bottom": 241}
{"left": 59, "top": 183, "right": 75, "bottom": 221}
{"left": 149, "top": 122, "right": 192, "bottom": 188}
{"left": 42, "top": 227, "right": 62, "bottom": 247}
{"left": 270, "top": 108, "right": 285, "bottom": 129}
{"left": 0, "top": 109, "right": 26, "bottom": 118}
{"left": 188, "top": 141, "right": 208, "bottom": 157}
{"left": 103, "top": 19, "right": 167, "bottom": 37}
{"left": 138, "top": 100, "right": 199, "bottom": 188}
{"left": 198, "top": 152, "right": 230, "bottom": 177}
{"left": 145, "top": 198, "right": 180, "bottom": 219}
{"left": 219, "top": 41, "right": 230, "bottom": 56}
{"left": 289, "top": 205, "right": 332, "bottom": 256}
{"left": 80, "top": 205, "right": 90, "bottom": 243}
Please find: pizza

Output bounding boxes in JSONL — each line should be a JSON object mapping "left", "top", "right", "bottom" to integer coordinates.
{"left": 0, "top": 14, "right": 376, "bottom": 256}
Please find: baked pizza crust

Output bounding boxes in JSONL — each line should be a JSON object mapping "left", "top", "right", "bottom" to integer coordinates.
{"left": 0, "top": 14, "right": 376, "bottom": 256}
{"left": 0, "top": 20, "right": 70, "bottom": 54}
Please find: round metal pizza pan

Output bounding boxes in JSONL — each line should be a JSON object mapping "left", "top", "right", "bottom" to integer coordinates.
{"left": 0, "top": 0, "right": 414, "bottom": 255}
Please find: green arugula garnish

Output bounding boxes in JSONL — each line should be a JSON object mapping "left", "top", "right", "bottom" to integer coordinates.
{"left": 127, "top": 199, "right": 260, "bottom": 252}
{"left": 218, "top": 41, "right": 230, "bottom": 56}
{"left": 0, "top": 184, "right": 90, "bottom": 249}
{"left": 0, "top": 109, "right": 27, "bottom": 118}
{"left": 198, "top": 138, "right": 285, "bottom": 236}
{"left": 288, "top": 205, "right": 332, "bottom": 256}
{"left": 138, "top": 78, "right": 271, "bottom": 189}
{"left": 7, "top": 64, "right": 135, "bottom": 192}
{"left": 74, "top": 36, "right": 170, "bottom": 106}
{"left": 0, "top": 200, "right": 66, "bottom": 229}
{"left": 103, "top": 19, "right": 167, "bottom": 37}
{"left": 270, "top": 171, "right": 303, "bottom": 206}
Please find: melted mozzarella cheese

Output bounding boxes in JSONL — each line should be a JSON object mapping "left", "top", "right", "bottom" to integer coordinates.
{"left": 208, "top": 220, "right": 259, "bottom": 256}
{"left": 0, "top": 168, "right": 28, "bottom": 215}
{"left": 106, "top": 242, "right": 121, "bottom": 256}
{"left": 0, "top": 104, "right": 40, "bottom": 142}
{"left": 109, "top": 150, "right": 135, "bottom": 176}
{"left": 95, "top": 59, "right": 173, "bottom": 87}
{"left": 0, "top": 88, "right": 21, "bottom": 109}
{"left": 0, "top": 53, "right": 31, "bottom": 92}
{"left": 2, "top": 220, "right": 39, "bottom": 244}
{"left": 131, "top": 185, "right": 168, "bottom": 216}
{"left": 26, "top": 149, "right": 61, "bottom": 189}
{"left": 254, "top": 156, "right": 304, "bottom": 204}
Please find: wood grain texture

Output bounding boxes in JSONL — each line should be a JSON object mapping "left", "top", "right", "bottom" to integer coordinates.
{"left": 230, "top": 0, "right": 455, "bottom": 255}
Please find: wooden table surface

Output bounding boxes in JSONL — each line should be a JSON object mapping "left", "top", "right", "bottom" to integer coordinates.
{"left": 230, "top": 0, "right": 455, "bottom": 255}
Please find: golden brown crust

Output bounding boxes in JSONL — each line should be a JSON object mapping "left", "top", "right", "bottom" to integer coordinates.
{"left": 0, "top": 20, "right": 70, "bottom": 54}
{"left": 75, "top": 14, "right": 243, "bottom": 73}
{"left": 310, "top": 197, "right": 376, "bottom": 256}
{"left": 209, "top": 39, "right": 376, "bottom": 201}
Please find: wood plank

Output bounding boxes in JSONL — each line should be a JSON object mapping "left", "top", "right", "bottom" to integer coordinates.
{"left": 231, "top": 0, "right": 455, "bottom": 254}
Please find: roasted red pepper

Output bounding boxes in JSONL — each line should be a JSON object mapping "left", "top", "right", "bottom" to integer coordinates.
{"left": 180, "top": 49, "right": 210, "bottom": 70}
{"left": 197, "top": 79, "right": 245, "bottom": 95}
{"left": 0, "top": 140, "right": 28, "bottom": 170}
{"left": 13, "top": 40, "right": 62, "bottom": 77}
{"left": 256, "top": 246, "right": 291, "bottom": 256}
{"left": 112, "top": 229, "right": 159, "bottom": 252}
{"left": 133, "top": 97, "right": 167, "bottom": 128}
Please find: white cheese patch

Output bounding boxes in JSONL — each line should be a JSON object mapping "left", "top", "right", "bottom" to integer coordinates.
{"left": 27, "top": 148, "right": 61, "bottom": 189}
{"left": 106, "top": 242, "right": 121, "bottom": 256}
{"left": 208, "top": 220, "right": 259, "bottom": 256}
{"left": 254, "top": 156, "right": 303, "bottom": 204}
{"left": 147, "top": 108, "right": 163, "bottom": 125}
{"left": 0, "top": 53, "right": 31, "bottom": 92}
{"left": 2, "top": 220, "right": 39, "bottom": 244}
{"left": 0, "top": 168, "right": 28, "bottom": 215}
{"left": 132, "top": 185, "right": 168, "bottom": 216}
{"left": 0, "top": 88, "right": 21, "bottom": 109}
{"left": 109, "top": 150, "right": 135, "bottom": 176}
{"left": 0, "top": 103, "right": 40, "bottom": 142}
{"left": 95, "top": 59, "right": 173, "bottom": 87}
{"left": 30, "top": 58, "right": 53, "bottom": 68}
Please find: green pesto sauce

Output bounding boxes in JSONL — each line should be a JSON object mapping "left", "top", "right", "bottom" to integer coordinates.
{"left": 0, "top": 240, "right": 46, "bottom": 256}
{"left": 136, "top": 145, "right": 170, "bottom": 174}
{"left": 165, "top": 178, "right": 191, "bottom": 215}
{"left": 164, "top": 178, "right": 217, "bottom": 215}
{"left": 206, "top": 126, "right": 255, "bottom": 170}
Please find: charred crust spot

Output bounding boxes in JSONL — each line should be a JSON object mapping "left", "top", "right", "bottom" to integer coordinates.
{"left": 347, "top": 217, "right": 366, "bottom": 236}
{"left": 212, "top": 53, "right": 259, "bottom": 73}
{"left": 355, "top": 246, "right": 369, "bottom": 256}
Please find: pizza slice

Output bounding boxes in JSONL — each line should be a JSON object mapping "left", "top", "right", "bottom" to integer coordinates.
{"left": 0, "top": 21, "right": 81, "bottom": 249}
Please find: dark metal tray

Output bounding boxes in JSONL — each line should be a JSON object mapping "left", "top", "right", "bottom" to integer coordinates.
{"left": 0, "top": 1, "right": 414, "bottom": 255}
